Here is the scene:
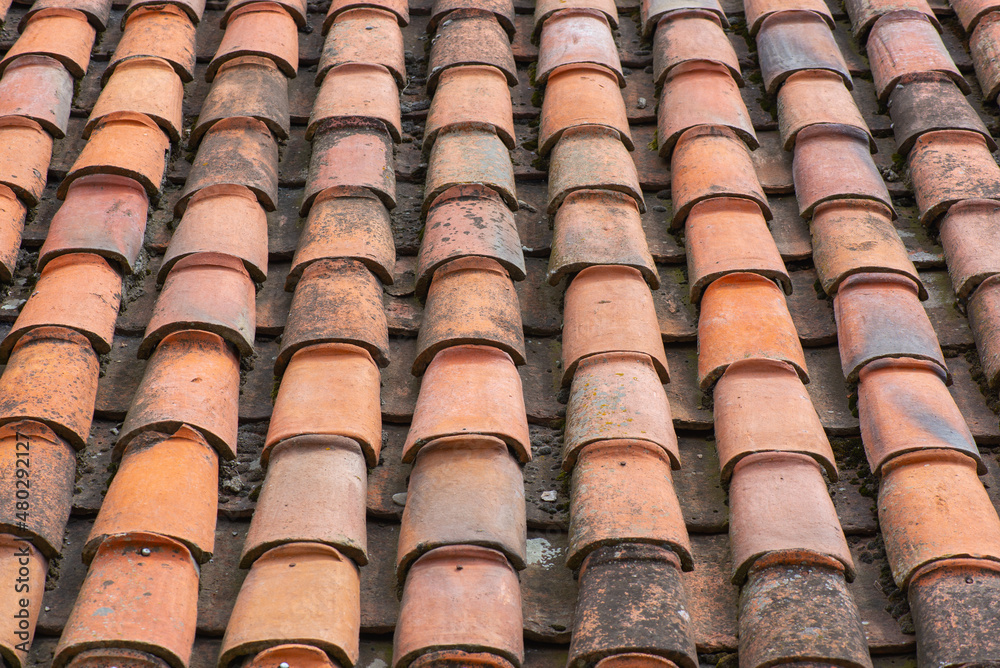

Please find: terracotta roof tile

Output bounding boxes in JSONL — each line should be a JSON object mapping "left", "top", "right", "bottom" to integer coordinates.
{"left": 908, "top": 128, "right": 1000, "bottom": 226}
{"left": 670, "top": 125, "right": 769, "bottom": 226}
{"left": 206, "top": 2, "right": 298, "bottom": 80}
{"left": 548, "top": 189, "right": 657, "bottom": 287}
{"left": 87, "top": 56, "right": 182, "bottom": 142}
{"left": 2, "top": 252, "right": 121, "bottom": 359}
{"left": 738, "top": 554, "right": 871, "bottom": 668}
{"left": 140, "top": 252, "right": 256, "bottom": 358}
{"left": 303, "top": 123, "right": 396, "bottom": 213}
{"left": 119, "top": 0, "right": 201, "bottom": 26}
{"left": 426, "top": 65, "right": 511, "bottom": 148}
{"left": 0, "top": 54, "right": 73, "bottom": 138}
{"left": 245, "top": 644, "right": 341, "bottom": 668}
{"left": 317, "top": 7, "right": 406, "bottom": 85}
{"left": 0, "top": 421, "right": 75, "bottom": 558}
{"left": 53, "top": 532, "right": 200, "bottom": 668}
{"left": 952, "top": 0, "right": 999, "bottom": 32}
{"left": 221, "top": 0, "right": 308, "bottom": 29}
{"left": 540, "top": 63, "right": 631, "bottom": 155}
{"left": 241, "top": 435, "right": 368, "bottom": 567}
{"left": 777, "top": 69, "right": 872, "bottom": 152}
{"left": 193, "top": 56, "right": 290, "bottom": 144}
{"left": 177, "top": 116, "right": 279, "bottom": 214}
{"left": 810, "top": 198, "right": 923, "bottom": 298}
{"left": 0, "top": 116, "right": 52, "bottom": 206}
{"left": 907, "top": 559, "right": 1000, "bottom": 666}
{"left": 398, "top": 434, "right": 527, "bottom": 578}
{"left": 311, "top": 63, "right": 400, "bottom": 142}
{"left": 730, "top": 452, "right": 854, "bottom": 584}
{"left": 878, "top": 449, "right": 1000, "bottom": 588}
{"left": 563, "top": 352, "right": 678, "bottom": 467}
{"left": 868, "top": 10, "right": 967, "bottom": 103}
{"left": 966, "top": 274, "right": 1000, "bottom": 387}
{"left": 697, "top": 272, "right": 808, "bottom": 389}
{"left": 568, "top": 439, "right": 690, "bottom": 569}
{"left": 756, "top": 10, "right": 852, "bottom": 94}
{"left": 713, "top": 358, "right": 836, "bottom": 483}
{"left": 535, "top": 9, "right": 621, "bottom": 87}
{"left": 886, "top": 73, "right": 994, "bottom": 157}
{"left": 561, "top": 265, "right": 668, "bottom": 384}
{"left": 68, "top": 647, "right": 173, "bottom": 668}
{"left": 384, "top": 3, "right": 527, "bottom": 661}
{"left": 393, "top": 545, "right": 523, "bottom": 668}
{"left": 858, "top": 357, "right": 982, "bottom": 475}
{"left": 792, "top": 123, "right": 893, "bottom": 219}
{"left": 548, "top": 125, "right": 642, "bottom": 214}
{"left": 594, "top": 654, "right": 680, "bottom": 668}
{"left": 323, "top": 0, "right": 409, "bottom": 33}
{"left": 106, "top": 5, "right": 196, "bottom": 84}
{"left": 160, "top": 183, "right": 268, "bottom": 282}
{"left": 0, "top": 326, "right": 99, "bottom": 449}
{"left": 833, "top": 272, "right": 947, "bottom": 383}
{"left": 424, "top": 124, "right": 516, "bottom": 214}
{"left": 0, "top": 185, "right": 26, "bottom": 281}
{"left": 0, "top": 536, "right": 47, "bottom": 667}
{"left": 428, "top": 0, "right": 515, "bottom": 37}
{"left": 264, "top": 343, "right": 382, "bottom": 466}
{"left": 416, "top": 184, "right": 524, "bottom": 296}
{"left": 60, "top": 111, "right": 167, "bottom": 202}
{"left": 0, "top": 8, "right": 95, "bottom": 78}
{"left": 84, "top": 425, "right": 218, "bottom": 564}
{"left": 18, "top": 0, "right": 111, "bottom": 33}
{"left": 413, "top": 255, "right": 525, "bottom": 373}
{"left": 652, "top": 11, "right": 742, "bottom": 87}
{"left": 409, "top": 649, "right": 515, "bottom": 668}
{"left": 684, "top": 196, "right": 789, "bottom": 302}
{"left": 287, "top": 187, "right": 396, "bottom": 288}
{"left": 403, "top": 344, "right": 530, "bottom": 461}
{"left": 843, "top": 0, "right": 938, "bottom": 39}
{"left": 426, "top": 9, "right": 516, "bottom": 91}
{"left": 641, "top": 0, "right": 726, "bottom": 35}
{"left": 276, "top": 257, "right": 389, "bottom": 369}
{"left": 657, "top": 62, "right": 756, "bottom": 160}
{"left": 569, "top": 544, "right": 697, "bottom": 668}
{"left": 6, "top": 0, "right": 1000, "bottom": 662}
{"left": 218, "top": 543, "right": 361, "bottom": 668}
{"left": 118, "top": 329, "right": 240, "bottom": 459}
{"left": 744, "top": 0, "right": 834, "bottom": 35}
{"left": 934, "top": 198, "right": 1000, "bottom": 302}
{"left": 38, "top": 174, "right": 149, "bottom": 274}
{"left": 534, "top": 0, "right": 618, "bottom": 39}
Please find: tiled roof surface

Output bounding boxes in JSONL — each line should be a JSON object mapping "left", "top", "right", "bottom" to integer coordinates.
{"left": 0, "top": 0, "right": 999, "bottom": 665}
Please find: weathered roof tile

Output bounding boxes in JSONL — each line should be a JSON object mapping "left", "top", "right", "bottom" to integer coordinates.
{"left": 697, "top": 272, "right": 808, "bottom": 389}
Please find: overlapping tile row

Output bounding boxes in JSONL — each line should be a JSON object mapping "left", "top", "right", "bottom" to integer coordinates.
{"left": 0, "top": 0, "right": 192, "bottom": 665}
{"left": 935, "top": 0, "right": 1000, "bottom": 394}
{"left": 0, "top": 0, "right": 106, "bottom": 281}
{"left": 392, "top": 2, "right": 530, "bottom": 666}
{"left": 761, "top": 0, "right": 1000, "bottom": 663}
{"left": 964, "top": 0, "right": 1000, "bottom": 109}
{"left": 647, "top": 2, "right": 873, "bottom": 666}
{"left": 533, "top": 1, "right": 702, "bottom": 666}
{"left": 215, "top": 0, "right": 405, "bottom": 666}
{"left": 26, "top": 0, "right": 299, "bottom": 665}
